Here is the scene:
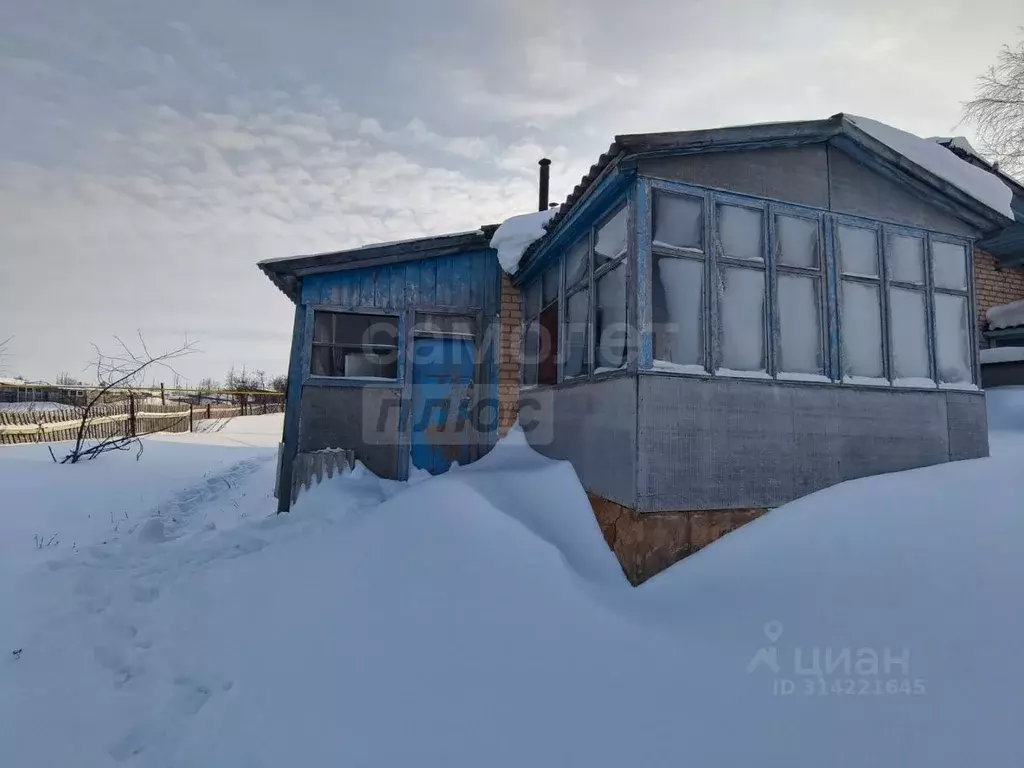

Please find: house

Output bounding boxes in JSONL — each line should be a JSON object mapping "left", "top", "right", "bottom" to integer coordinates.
{"left": 259, "top": 113, "right": 1018, "bottom": 583}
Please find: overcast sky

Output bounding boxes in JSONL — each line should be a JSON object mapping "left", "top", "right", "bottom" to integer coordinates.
{"left": 1, "top": 0, "right": 1020, "bottom": 384}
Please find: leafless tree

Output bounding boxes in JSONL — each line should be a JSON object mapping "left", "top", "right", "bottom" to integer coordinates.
{"left": 61, "top": 333, "right": 197, "bottom": 464}
{"left": 963, "top": 33, "right": 1024, "bottom": 176}
{"left": 270, "top": 374, "right": 288, "bottom": 394}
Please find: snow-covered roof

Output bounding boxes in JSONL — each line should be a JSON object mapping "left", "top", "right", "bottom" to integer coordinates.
{"left": 987, "top": 299, "right": 1024, "bottom": 331}
{"left": 489, "top": 208, "right": 558, "bottom": 275}
{"left": 847, "top": 116, "right": 1015, "bottom": 220}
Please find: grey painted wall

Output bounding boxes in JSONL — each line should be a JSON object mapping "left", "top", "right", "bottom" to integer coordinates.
{"left": 638, "top": 146, "right": 830, "bottom": 209}
{"left": 298, "top": 385, "right": 402, "bottom": 479}
{"left": 826, "top": 146, "right": 975, "bottom": 236}
{"left": 634, "top": 375, "right": 987, "bottom": 512}
{"left": 638, "top": 143, "right": 976, "bottom": 236}
{"left": 521, "top": 375, "right": 637, "bottom": 507}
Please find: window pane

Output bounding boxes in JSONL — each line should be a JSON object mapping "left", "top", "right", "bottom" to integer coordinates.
{"left": 778, "top": 275, "right": 822, "bottom": 375}
{"left": 542, "top": 265, "right": 559, "bottom": 306}
{"left": 311, "top": 345, "right": 332, "bottom": 376}
{"left": 718, "top": 266, "right": 766, "bottom": 372}
{"left": 887, "top": 234, "right": 925, "bottom": 284}
{"left": 595, "top": 262, "right": 627, "bottom": 370}
{"left": 932, "top": 241, "right": 968, "bottom": 290}
{"left": 332, "top": 313, "right": 371, "bottom": 345}
{"left": 331, "top": 314, "right": 399, "bottom": 348}
{"left": 653, "top": 255, "right": 704, "bottom": 366}
{"left": 414, "top": 314, "right": 475, "bottom": 336}
{"left": 343, "top": 350, "right": 398, "bottom": 379}
{"left": 889, "top": 288, "right": 930, "bottom": 381}
{"left": 595, "top": 205, "right": 628, "bottom": 267}
{"left": 934, "top": 293, "right": 972, "bottom": 383}
{"left": 313, "top": 312, "right": 333, "bottom": 343}
{"left": 718, "top": 204, "right": 763, "bottom": 262}
{"left": 564, "top": 237, "right": 589, "bottom": 293}
{"left": 523, "top": 319, "right": 539, "bottom": 386}
{"left": 564, "top": 289, "right": 590, "bottom": 378}
{"left": 653, "top": 191, "right": 703, "bottom": 250}
{"left": 776, "top": 215, "right": 819, "bottom": 269}
{"left": 538, "top": 304, "right": 559, "bottom": 386}
{"left": 838, "top": 225, "right": 878, "bottom": 277}
{"left": 524, "top": 281, "right": 541, "bottom": 319}
{"left": 841, "top": 281, "right": 883, "bottom": 378}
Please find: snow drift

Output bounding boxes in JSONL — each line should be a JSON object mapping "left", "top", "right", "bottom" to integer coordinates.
{"left": 2, "top": 405, "right": 1024, "bottom": 766}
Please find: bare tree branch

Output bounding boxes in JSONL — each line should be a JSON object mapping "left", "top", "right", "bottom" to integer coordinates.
{"left": 62, "top": 335, "right": 198, "bottom": 464}
{"left": 963, "top": 32, "right": 1024, "bottom": 176}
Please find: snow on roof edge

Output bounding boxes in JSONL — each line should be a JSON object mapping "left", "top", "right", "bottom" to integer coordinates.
{"left": 489, "top": 208, "right": 559, "bottom": 275}
{"left": 845, "top": 115, "right": 1014, "bottom": 220}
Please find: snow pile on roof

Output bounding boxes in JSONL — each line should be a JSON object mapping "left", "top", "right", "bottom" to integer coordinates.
{"left": 930, "top": 135, "right": 987, "bottom": 161}
{"left": 489, "top": 207, "right": 558, "bottom": 274}
{"left": 847, "top": 115, "right": 1014, "bottom": 219}
{"left": 4, "top": 413, "right": 1024, "bottom": 765}
{"left": 987, "top": 298, "right": 1024, "bottom": 330}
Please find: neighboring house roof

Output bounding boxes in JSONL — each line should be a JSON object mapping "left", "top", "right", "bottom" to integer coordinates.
{"left": 515, "top": 113, "right": 1018, "bottom": 278}
{"left": 259, "top": 227, "right": 497, "bottom": 302}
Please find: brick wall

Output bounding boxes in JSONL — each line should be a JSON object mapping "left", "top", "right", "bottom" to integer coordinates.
{"left": 589, "top": 492, "right": 766, "bottom": 585}
{"left": 974, "top": 248, "right": 1024, "bottom": 329}
{"left": 497, "top": 272, "right": 522, "bottom": 436}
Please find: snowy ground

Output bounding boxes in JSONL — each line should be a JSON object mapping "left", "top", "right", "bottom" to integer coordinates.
{"left": 1, "top": 404, "right": 1022, "bottom": 767}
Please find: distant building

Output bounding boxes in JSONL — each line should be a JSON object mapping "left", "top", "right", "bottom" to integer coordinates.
{"left": 260, "top": 113, "right": 1020, "bottom": 583}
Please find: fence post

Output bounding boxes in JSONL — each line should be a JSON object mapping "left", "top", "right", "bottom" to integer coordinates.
{"left": 189, "top": 402, "right": 194, "bottom": 432}
{"left": 160, "top": 383, "right": 165, "bottom": 405}
{"left": 128, "top": 392, "right": 136, "bottom": 437}
{"left": 206, "top": 404, "right": 211, "bottom": 419}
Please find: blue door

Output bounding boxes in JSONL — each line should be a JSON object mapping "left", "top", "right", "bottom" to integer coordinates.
{"left": 411, "top": 337, "right": 476, "bottom": 474}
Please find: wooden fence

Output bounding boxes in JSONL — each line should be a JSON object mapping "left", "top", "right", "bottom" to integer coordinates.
{"left": 0, "top": 398, "right": 284, "bottom": 445}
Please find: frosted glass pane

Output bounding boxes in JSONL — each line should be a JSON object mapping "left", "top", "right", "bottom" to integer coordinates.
{"left": 523, "top": 319, "right": 539, "bottom": 386}
{"left": 595, "top": 262, "right": 627, "bottom": 369}
{"left": 654, "top": 192, "right": 703, "bottom": 250}
{"left": 778, "top": 275, "right": 822, "bottom": 374}
{"left": 776, "top": 215, "right": 819, "bottom": 269}
{"left": 718, "top": 204, "right": 763, "bottom": 262}
{"left": 524, "top": 281, "right": 541, "bottom": 319}
{"left": 842, "top": 281, "right": 883, "bottom": 378}
{"left": 595, "top": 205, "right": 628, "bottom": 267}
{"left": 887, "top": 234, "right": 925, "bottom": 285}
{"left": 653, "top": 255, "right": 703, "bottom": 366}
{"left": 564, "top": 289, "right": 589, "bottom": 378}
{"left": 839, "top": 225, "right": 878, "bottom": 277}
{"left": 542, "top": 265, "right": 559, "bottom": 306}
{"left": 718, "top": 266, "right": 766, "bottom": 372}
{"left": 889, "top": 288, "right": 930, "bottom": 380}
{"left": 564, "top": 237, "right": 589, "bottom": 292}
{"left": 932, "top": 241, "right": 967, "bottom": 290}
{"left": 934, "top": 293, "right": 972, "bottom": 383}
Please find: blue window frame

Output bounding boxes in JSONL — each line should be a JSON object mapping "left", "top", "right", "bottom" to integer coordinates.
{"left": 521, "top": 196, "right": 632, "bottom": 385}
{"left": 639, "top": 177, "right": 978, "bottom": 390}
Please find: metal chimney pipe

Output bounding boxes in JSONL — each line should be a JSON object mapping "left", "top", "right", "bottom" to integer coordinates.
{"left": 538, "top": 158, "right": 551, "bottom": 212}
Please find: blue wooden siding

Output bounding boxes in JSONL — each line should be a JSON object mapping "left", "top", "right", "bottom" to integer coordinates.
{"left": 301, "top": 249, "right": 501, "bottom": 315}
